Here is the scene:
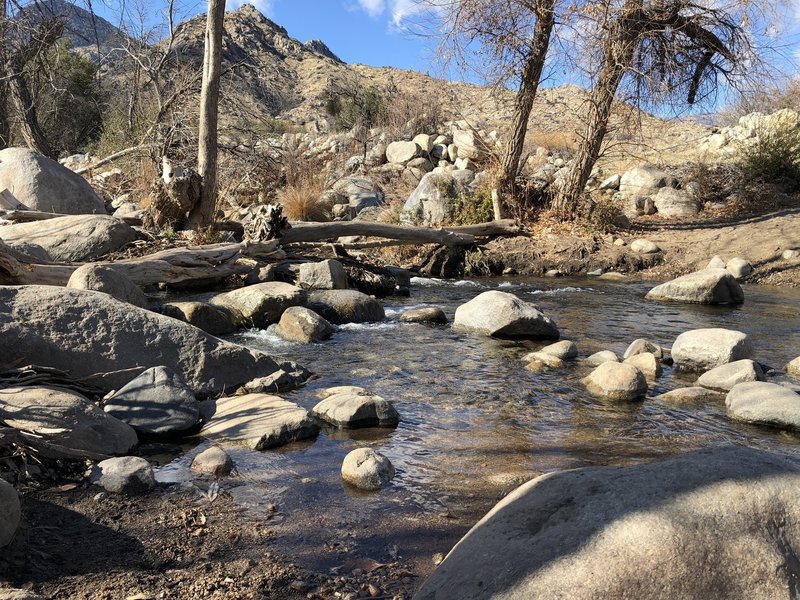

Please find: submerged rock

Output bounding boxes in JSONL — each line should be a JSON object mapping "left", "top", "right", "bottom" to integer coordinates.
{"left": 654, "top": 387, "right": 723, "bottom": 405}
{"left": 671, "top": 328, "right": 753, "bottom": 371}
{"left": 726, "top": 382, "right": 800, "bottom": 431}
{"left": 415, "top": 447, "right": 800, "bottom": 600}
{"left": 312, "top": 386, "right": 400, "bottom": 428}
{"left": 583, "top": 362, "right": 647, "bottom": 402}
{"left": 307, "top": 289, "right": 385, "bottom": 324}
{"left": 400, "top": 306, "right": 448, "bottom": 324}
{"left": 67, "top": 264, "right": 148, "bottom": 308}
{"left": 341, "top": 448, "right": 395, "bottom": 490}
{"left": 454, "top": 291, "right": 559, "bottom": 339}
{"left": 90, "top": 456, "right": 155, "bottom": 495}
{"left": 0, "top": 479, "right": 20, "bottom": 547}
{"left": 646, "top": 269, "right": 744, "bottom": 305}
{"left": 697, "top": 359, "right": 765, "bottom": 392}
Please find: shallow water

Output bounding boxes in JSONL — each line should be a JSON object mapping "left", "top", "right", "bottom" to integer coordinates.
{"left": 157, "top": 276, "right": 800, "bottom": 574}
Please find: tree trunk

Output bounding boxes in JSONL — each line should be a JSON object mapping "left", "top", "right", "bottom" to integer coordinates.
{"left": 9, "top": 71, "right": 54, "bottom": 158}
{"left": 0, "top": 2, "right": 8, "bottom": 149}
{"left": 495, "top": 0, "right": 556, "bottom": 217}
{"left": 188, "top": 0, "right": 225, "bottom": 227}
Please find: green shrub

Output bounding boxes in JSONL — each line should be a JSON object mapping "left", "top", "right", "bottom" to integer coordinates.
{"left": 436, "top": 177, "right": 494, "bottom": 225}
{"left": 740, "top": 121, "right": 800, "bottom": 191}
{"left": 326, "top": 86, "right": 386, "bottom": 132}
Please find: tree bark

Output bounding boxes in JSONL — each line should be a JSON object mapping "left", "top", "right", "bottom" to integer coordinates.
{"left": 9, "top": 71, "right": 54, "bottom": 158}
{"left": 495, "top": 0, "right": 556, "bottom": 217}
{"left": 0, "top": 1, "right": 9, "bottom": 150}
{"left": 188, "top": 0, "right": 226, "bottom": 227}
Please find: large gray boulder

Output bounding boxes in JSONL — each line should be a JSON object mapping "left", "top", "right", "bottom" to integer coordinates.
{"left": 583, "top": 362, "right": 648, "bottom": 402}
{"left": 726, "top": 382, "right": 800, "bottom": 431}
{"left": 618, "top": 164, "right": 667, "bottom": 195}
{"left": 697, "top": 359, "right": 764, "bottom": 392}
{"left": 415, "top": 447, "right": 800, "bottom": 600}
{"left": 274, "top": 306, "right": 334, "bottom": 343}
{"left": 297, "top": 259, "right": 348, "bottom": 290}
{"left": 0, "top": 386, "right": 137, "bottom": 455}
{"left": 199, "top": 394, "right": 319, "bottom": 450}
{"left": 210, "top": 282, "right": 307, "bottom": 328}
{"left": 67, "top": 264, "right": 148, "bottom": 308}
{"left": 0, "top": 479, "right": 20, "bottom": 547}
{"left": 671, "top": 328, "right": 753, "bottom": 371}
{"left": 645, "top": 269, "right": 744, "bottom": 305}
{"left": 0, "top": 147, "right": 105, "bottom": 214}
{"left": 307, "top": 289, "right": 385, "bottom": 324}
{"left": 400, "top": 172, "right": 472, "bottom": 225}
{"left": 103, "top": 366, "right": 200, "bottom": 435}
{"left": 452, "top": 130, "right": 486, "bottom": 160}
{"left": 386, "top": 141, "right": 422, "bottom": 164}
{"left": 312, "top": 386, "right": 400, "bottom": 428}
{"left": 90, "top": 456, "right": 155, "bottom": 495}
{"left": 161, "top": 301, "right": 237, "bottom": 336}
{"left": 654, "top": 187, "right": 701, "bottom": 217}
{"left": 0, "top": 286, "right": 298, "bottom": 398}
{"left": 454, "top": 291, "right": 559, "bottom": 339}
{"left": 0, "top": 215, "right": 137, "bottom": 262}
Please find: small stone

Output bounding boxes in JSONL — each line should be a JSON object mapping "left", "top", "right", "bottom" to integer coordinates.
{"left": 524, "top": 353, "right": 566, "bottom": 372}
{"left": 585, "top": 350, "right": 619, "bottom": 366}
{"left": 623, "top": 338, "right": 665, "bottom": 361}
{"left": 191, "top": 446, "right": 234, "bottom": 477}
{"left": 706, "top": 255, "right": 726, "bottom": 269}
{"left": 587, "top": 269, "right": 603, "bottom": 276}
{"left": 725, "top": 257, "right": 752, "bottom": 280}
{"left": 341, "top": 448, "right": 395, "bottom": 490}
{"left": 782, "top": 249, "right": 800, "bottom": 260}
{"left": 90, "top": 456, "right": 156, "bottom": 495}
{"left": 630, "top": 239, "right": 661, "bottom": 254}
{"left": 623, "top": 352, "right": 662, "bottom": 381}
{"left": 536, "top": 340, "right": 578, "bottom": 360}
{"left": 583, "top": 362, "right": 648, "bottom": 402}
{"left": 313, "top": 387, "right": 400, "bottom": 428}
{"left": 654, "top": 387, "right": 723, "bottom": 405}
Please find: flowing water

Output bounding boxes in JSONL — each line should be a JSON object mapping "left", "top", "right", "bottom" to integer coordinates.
{"left": 156, "top": 276, "right": 800, "bottom": 576}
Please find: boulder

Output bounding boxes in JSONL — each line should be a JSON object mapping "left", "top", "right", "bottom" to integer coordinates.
{"left": 454, "top": 291, "right": 559, "bottom": 339}
{"left": 623, "top": 352, "right": 662, "bottom": 380}
{"left": 161, "top": 301, "right": 237, "bottom": 336}
{"left": 726, "top": 382, "right": 800, "bottom": 431}
{"left": 297, "top": 259, "right": 348, "bottom": 290}
{"left": 584, "top": 350, "right": 618, "bottom": 366}
{"left": 654, "top": 187, "right": 701, "bottom": 217}
{"left": 199, "top": 394, "right": 319, "bottom": 450}
{"left": 645, "top": 269, "right": 744, "bottom": 305}
{"left": 0, "top": 215, "right": 137, "bottom": 262}
{"left": 341, "top": 448, "right": 395, "bottom": 490}
{"left": 275, "top": 306, "right": 334, "bottom": 343}
{"left": 241, "top": 361, "right": 311, "bottom": 394}
{"left": 0, "top": 286, "right": 297, "bottom": 397}
{"left": 412, "top": 134, "right": 435, "bottom": 153}
{"left": 400, "top": 172, "right": 470, "bottom": 225}
{"left": 623, "top": 338, "right": 666, "bottom": 361}
{"left": 414, "top": 447, "right": 800, "bottom": 600}
{"left": 191, "top": 446, "right": 234, "bottom": 477}
{"left": 3, "top": 241, "right": 51, "bottom": 262}
{"left": 788, "top": 357, "right": 800, "bottom": 377}
{"left": 0, "top": 479, "right": 20, "bottom": 547}
{"left": 307, "top": 289, "right": 384, "bottom": 324}
{"left": 103, "top": 366, "right": 200, "bottom": 435}
{"left": 209, "top": 282, "right": 307, "bottom": 328}
{"left": 312, "top": 386, "right": 400, "bottom": 428}
{"left": 654, "top": 387, "right": 723, "bottom": 404}
{"left": 630, "top": 239, "right": 660, "bottom": 254}
{"left": 618, "top": 164, "right": 667, "bottom": 195}
{"left": 400, "top": 307, "right": 448, "bottom": 324}
{"left": 67, "top": 264, "right": 148, "bottom": 308}
{"left": 386, "top": 141, "right": 422, "bottom": 164}
{"left": 0, "top": 386, "right": 137, "bottom": 456}
{"left": 90, "top": 456, "right": 155, "bottom": 495}
{"left": 707, "top": 255, "right": 726, "bottom": 269}
{"left": 726, "top": 257, "right": 752, "bottom": 280}
{"left": 453, "top": 130, "right": 485, "bottom": 160}
{"left": 671, "top": 328, "right": 753, "bottom": 371}
{"left": 583, "top": 362, "right": 647, "bottom": 402}
{"left": 598, "top": 174, "right": 621, "bottom": 190}
{"left": 0, "top": 147, "right": 105, "bottom": 214}
{"left": 537, "top": 340, "right": 577, "bottom": 360}
{"left": 697, "top": 359, "right": 764, "bottom": 392}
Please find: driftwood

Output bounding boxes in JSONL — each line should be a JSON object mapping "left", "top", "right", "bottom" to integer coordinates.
{"left": 280, "top": 221, "right": 475, "bottom": 246}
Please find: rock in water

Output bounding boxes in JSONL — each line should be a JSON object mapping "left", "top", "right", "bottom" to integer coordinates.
{"left": 414, "top": 447, "right": 800, "bottom": 600}
{"left": 312, "top": 386, "right": 400, "bottom": 428}
{"left": 671, "top": 328, "right": 753, "bottom": 371}
{"left": 788, "top": 357, "right": 800, "bottom": 377}
{"left": 0, "top": 215, "right": 137, "bottom": 262}
{"left": 400, "top": 307, "right": 448, "bottom": 324}
{"left": 726, "top": 382, "right": 800, "bottom": 431}
{"left": 103, "top": 366, "right": 200, "bottom": 435}
{"left": 623, "top": 352, "right": 662, "bottom": 380}
{"left": 0, "top": 147, "right": 106, "bottom": 214}
{"left": 307, "top": 290, "right": 385, "bottom": 324}
{"left": 341, "top": 448, "right": 395, "bottom": 490}
{"left": 200, "top": 394, "right": 319, "bottom": 450}
{"left": 697, "top": 359, "right": 764, "bottom": 392}
{"left": 654, "top": 387, "right": 723, "bottom": 405}
{"left": 454, "top": 291, "right": 559, "bottom": 339}
{"left": 90, "top": 456, "right": 155, "bottom": 495}
{"left": 584, "top": 350, "right": 618, "bottom": 365}
{"left": 0, "top": 286, "right": 298, "bottom": 398}
{"left": 0, "top": 386, "right": 138, "bottom": 456}
{"left": 209, "top": 282, "right": 307, "bottom": 328}
{"left": 275, "top": 306, "right": 334, "bottom": 343}
{"left": 537, "top": 340, "right": 578, "bottom": 360}
{"left": 297, "top": 259, "right": 348, "bottom": 290}
{"left": 161, "top": 301, "right": 237, "bottom": 335}
{"left": 645, "top": 269, "right": 744, "bottom": 305}
{"left": 582, "top": 362, "right": 648, "bottom": 402}
{"left": 191, "top": 446, "right": 234, "bottom": 477}
{"left": 0, "top": 479, "right": 20, "bottom": 547}
{"left": 67, "top": 264, "right": 148, "bottom": 307}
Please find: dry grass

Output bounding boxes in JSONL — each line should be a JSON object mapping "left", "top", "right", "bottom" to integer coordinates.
{"left": 525, "top": 129, "right": 579, "bottom": 154}
{"left": 278, "top": 177, "right": 332, "bottom": 221}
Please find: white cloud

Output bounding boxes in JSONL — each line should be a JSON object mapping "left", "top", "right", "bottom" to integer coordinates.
{"left": 226, "top": 0, "right": 274, "bottom": 16}
{"left": 356, "top": 0, "right": 386, "bottom": 18}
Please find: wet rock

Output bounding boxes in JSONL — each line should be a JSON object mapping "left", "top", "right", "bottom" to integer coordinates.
{"left": 90, "top": 456, "right": 155, "bottom": 495}
{"left": 103, "top": 366, "right": 200, "bottom": 435}
{"left": 623, "top": 352, "right": 662, "bottom": 380}
{"left": 0, "top": 386, "right": 137, "bottom": 455}
{"left": 210, "top": 282, "right": 307, "bottom": 328}
{"left": 654, "top": 387, "right": 723, "bottom": 404}
{"left": 0, "top": 215, "right": 137, "bottom": 262}
{"left": 275, "top": 306, "right": 334, "bottom": 343}
{"left": 191, "top": 446, "right": 234, "bottom": 477}
{"left": 524, "top": 353, "right": 565, "bottom": 372}
{"left": 537, "top": 340, "right": 577, "bottom": 360}
{"left": 630, "top": 239, "right": 660, "bottom": 254}
{"left": 623, "top": 339, "right": 666, "bottom": 361}
{"left": 726, "top": 382, "right": 800, "bottom": 431}
{"left": 0, "top": 147, "right": 105, "bottom": 214}
{"left": 67, "top": 264, "right": 148, "bottom": 308}
{"left": 200, "top": 394, "right": 319, "bottom": 450}
{"left": 454, "top": 291, "right": 559, "bottom": 340}
{"left": 0, "top": 479, "right": 20, "bottom": 547}
{"left": 241, "top": 362, "right": 311, "bottom": 394}
{"left": 0, "top": 286, "right": 296, "bottom": 398}
{"left": 645, "top": 269, "right": 744, "bottom": 305}
{"left": 312, "top": 386, "right": 400, "bottom": 428}
{"left": 697, "top": 359, "right": 764, "bottom": 392}
{"left": 400, "top": 307, "right": 448, "bottom": 324}
{"left": 583, "top": 362, "right": 647, "bottom": 402}
{"left": 341, "top": 448, "right": 395, "bottom": 490}
{"left": 297, "top": 259, "right": 348, "bottom": 290}
{"left": 307, "top": 289, "right": 385, "bottom": 324}
{"left": 788, "top": 357, "right": 800, "bottom": 377}
{"left": 414, "top": 446, "right": 800, "bottom": 600}
{"left": 161, "top": 301, "right": 237, "bottom": 335}
{"left": 672, "top": 328, "right": 753, "bottom": 371}
{"left": 726, "top": 257, "right": 752, "bottom": 280}
{"left": 585, "top": 350, "right": 619, "bottom": 366}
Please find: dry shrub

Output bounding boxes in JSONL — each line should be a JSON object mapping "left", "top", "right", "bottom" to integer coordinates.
{"left": 278, "top": 177, "right": 332, "bottom": 221}
{"left": 135, "top": 157, "right": 160, "bottom": 209}
{"left": 525, "top": 129, "right": 578, "bottom": 154}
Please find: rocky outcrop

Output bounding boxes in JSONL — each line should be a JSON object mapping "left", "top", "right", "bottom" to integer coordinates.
{"left": 582, "top": 362, "right": 647, "bottom": 402}
{"left": 67, "top": 264, "right": 148, "bottom": 307}
{"left": 0, "top": 286, "right": 297, "bottom": 397}
{"left": 454, "top": 291, "right": 559, "bottom": 339}
{"left": 210, "top": 282, "right": 307, "bottom": 328}
{"left": 89, "top": 456, "right": 156, "bottom": 495}
{"left": 726, "top": 382, "right": 800, "bottom": 431}
{"left": 307, "top": 289, "right": 385, "bottom": 324}
{"left": 0, "top": 147, "right": 105, "bottom": 214}
{"left": 0, "top": 215, "right": 137, "bottom": 262}
{"left": 0, "top": 386, "right": 138, "bottom": 456}
{"left": 415, "top": 447, "right": 800, "bottom": 600}
{"left": 671, "top": 328, "right": 753, "bottom": 371}
{"left": 312, "top": 386, "right": 400, "bottom": 428}
{"left": 645, "top": 269, "right": 744, "bottom": 305}
{"left": 341, "top": 447, "right": 395, "bottom": 490}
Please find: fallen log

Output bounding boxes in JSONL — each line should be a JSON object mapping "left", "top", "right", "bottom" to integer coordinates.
{"left": 280, "top": 221, "right": 475, "bottom": 246}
